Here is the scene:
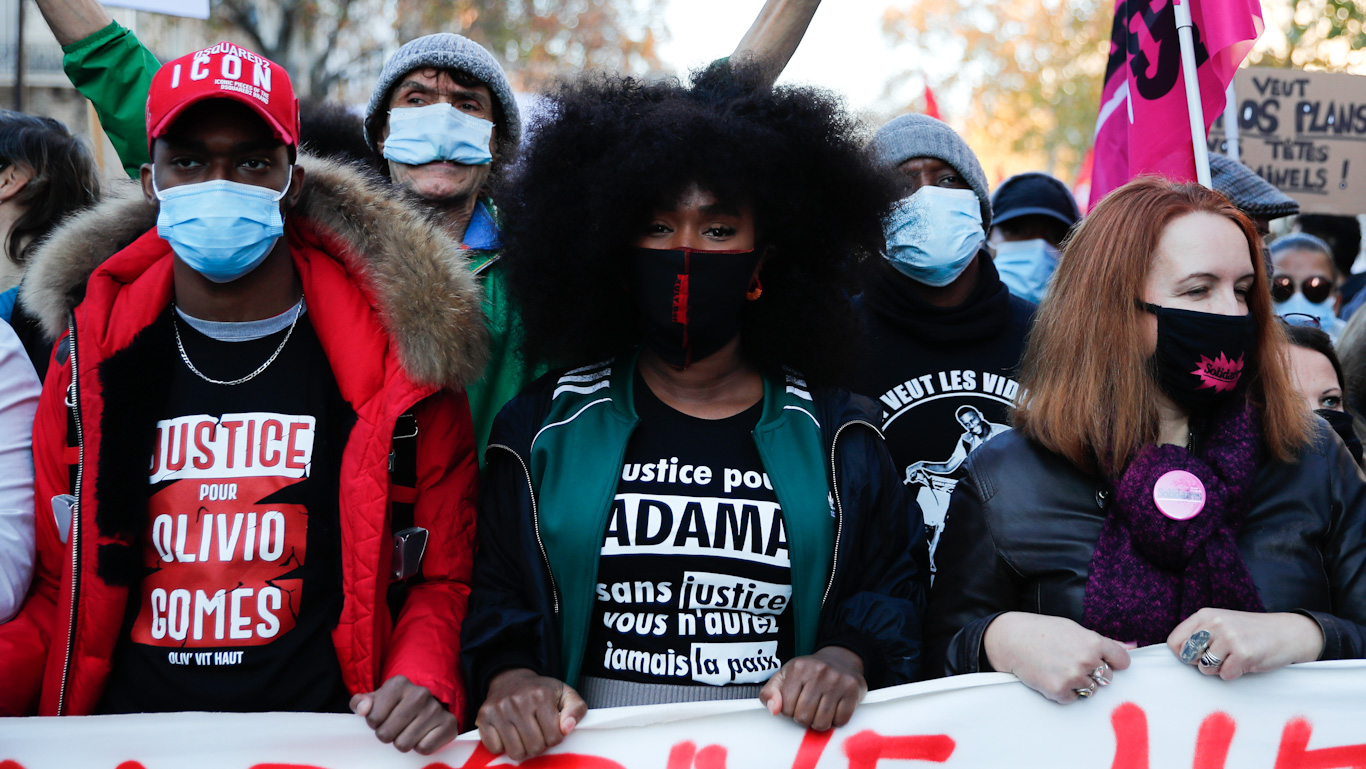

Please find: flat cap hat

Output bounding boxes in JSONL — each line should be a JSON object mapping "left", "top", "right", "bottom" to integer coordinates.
{"left": 1210, "top": 153, "right": 1299, "bottom": 219}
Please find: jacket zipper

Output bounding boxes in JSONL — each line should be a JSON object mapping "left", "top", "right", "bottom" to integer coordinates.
{"left": 821, "top": 419, "right": 880, "bottom": 608}
{"left": 488, "top": 443, "right": 559, "bottom": 614}
{"left": 470, "top": 251, "right": 500, "bottom": 276}
{"left": 58, "top": 314, "right": 85, "bottom": 715}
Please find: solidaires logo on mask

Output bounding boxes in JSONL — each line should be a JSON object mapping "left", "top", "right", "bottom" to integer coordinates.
{"left": 1191, "top": 352, "right": 1244, "bottom": 392}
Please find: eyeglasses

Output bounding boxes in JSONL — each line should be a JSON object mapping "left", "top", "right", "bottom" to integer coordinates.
{"left": 1271, "top": 274, "right": 1334, "bottom": 304}
{"left": 1279, "top": 313, "right": 1322, "bottom": 329}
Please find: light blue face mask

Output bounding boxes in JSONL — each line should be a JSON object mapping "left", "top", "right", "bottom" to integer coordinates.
{"left": 154, "top": 173, "right": 291, "bottom": 284}
{"left": 382, "top": 103, "right": 494, "bottom": 166}
{"left": 1276, "top": 291, "right": 1345, "bottom": 342}
{"left": 883, "top": 186, "right": 985, "bottom": 287}
{"left": 992, "top": 238, "right": 1060, "bottom": 304}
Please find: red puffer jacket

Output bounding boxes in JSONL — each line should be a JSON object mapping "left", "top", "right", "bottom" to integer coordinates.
{"left": 0, "top": 157, "right": 489, "bottom": 719}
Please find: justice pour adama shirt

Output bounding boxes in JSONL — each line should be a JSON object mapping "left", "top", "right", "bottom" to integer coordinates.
{"left": 580, "top": 371, "right": 793, "bottom": 706}
{"left": 99, "top": 303, "right": 353, "bottom": 714}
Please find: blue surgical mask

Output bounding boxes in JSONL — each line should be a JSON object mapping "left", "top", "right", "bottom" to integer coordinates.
{"left": 1277, "top": 292, "right": 1345, "bottom": 342}
{"left": 382, "top": 103, "right": 494, "bottom": 166}
{"left": 154, "top": 173, "right": 292, "bottom": 284}
{"left": 883, "top": 186, "right": 985, "bottom": 287}
{"left": 992, "top": 238, "right": 1060, "bottom": 304}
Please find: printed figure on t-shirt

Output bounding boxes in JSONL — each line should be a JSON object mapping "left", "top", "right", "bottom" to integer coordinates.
{"left": 903, "top": 405, "right": 1010, "bottom": 561}
{"left": 869, "top": 370, "right": 1023, "bottom": 575}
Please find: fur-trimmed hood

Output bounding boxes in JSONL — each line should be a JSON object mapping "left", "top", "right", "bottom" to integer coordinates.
{"left": 20, "top": 154, "right": 488, "bottom": 389}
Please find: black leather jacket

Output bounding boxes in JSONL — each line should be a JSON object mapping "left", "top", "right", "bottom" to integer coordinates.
{"left": 925, "top": 421, "right": 1366, "bottom": 677}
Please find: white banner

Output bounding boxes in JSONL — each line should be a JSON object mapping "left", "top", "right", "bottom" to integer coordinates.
{"left": 101, "top": 0, "right": 210, "bottom": 20}
{"left": 3, "top": 648, "right": 1365, "bottom": 767}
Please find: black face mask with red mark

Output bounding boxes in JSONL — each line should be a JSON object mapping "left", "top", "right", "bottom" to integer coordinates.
{"left": 631, "top": 246, "right": 762, "bottom": 370}
{"left": 1143, "top": 303, "right": 1257, "bottom": 410}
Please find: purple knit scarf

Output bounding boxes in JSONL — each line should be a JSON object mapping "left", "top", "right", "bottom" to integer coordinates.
{"left": 1081, "top": 399, "right": 1265, "bottom": 645}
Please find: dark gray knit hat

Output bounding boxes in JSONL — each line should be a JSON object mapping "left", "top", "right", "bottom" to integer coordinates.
{"left": 364, "top": 33, "right": 522, "bottom": 157}
{"left": 868, "top": 114, "right": 992, "bottom": 230}
{"left": 1209, "top": 153, "right": 1298, "bottom": 220}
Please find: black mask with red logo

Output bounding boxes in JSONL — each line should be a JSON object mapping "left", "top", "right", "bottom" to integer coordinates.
{"left": 631, "top": 246, "right": 762, "bottom": 370}
{"left": 1143, "top": 303, "right": 1257, "bottom": 410}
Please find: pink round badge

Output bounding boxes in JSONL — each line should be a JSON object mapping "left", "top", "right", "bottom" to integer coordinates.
{"left": 1153, "top": 470, "right": 1206, "bottom": 520}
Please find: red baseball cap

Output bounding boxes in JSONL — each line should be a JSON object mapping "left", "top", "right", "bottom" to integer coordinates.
{"left": 146, "top": 42, "right": 300, "bottom": 153}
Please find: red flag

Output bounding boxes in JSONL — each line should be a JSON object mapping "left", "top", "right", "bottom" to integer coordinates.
{"left": 924, "top": 84, "right": 941, "bottom": 120}
{"left": 1089, "top": 0, "right": 1263, "bottom": 209}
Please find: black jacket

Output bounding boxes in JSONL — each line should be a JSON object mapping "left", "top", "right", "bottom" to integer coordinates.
{"left": 926, "top": 422, "right": 1366, "bottom": 677}
{"left": 462, "top": 366, "right": 930, "bottom": 712}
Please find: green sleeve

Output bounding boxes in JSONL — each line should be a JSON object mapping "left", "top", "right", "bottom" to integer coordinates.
{"left": 61, "top": 21, "right": 159, "bottom": 178}
{"left": 465, "top": 259, "right": 546, "bottom": 466}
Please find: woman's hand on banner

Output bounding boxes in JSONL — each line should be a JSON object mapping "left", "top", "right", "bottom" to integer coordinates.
{"left": 350, "top": 675, "right": 460, "bottom": 754}
{"left": 1166, "top": 609, "right": 1325, "bottom": 681}
{"left": 984, "top": 612, "right": 1132, "bottom": 704}
{"left": 477, "top": 668, "right": 588, "bottom": 761}
{"left": 760, "top": 645, "right": 867, "bottom": 731}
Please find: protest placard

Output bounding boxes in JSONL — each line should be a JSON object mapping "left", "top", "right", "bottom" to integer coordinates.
{"left": 100, "top": 0, "right": 210, "bottom": 20}
{"left": 3, "top": 648, "right": 1365, "bottom": 768}
{"left": 1211, "top": 67, "right": 1366, "bottom": 216}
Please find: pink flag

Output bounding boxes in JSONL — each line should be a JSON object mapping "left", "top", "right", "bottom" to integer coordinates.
{"left": 1089, "top": 0, "right": 1263, "bottom": 209}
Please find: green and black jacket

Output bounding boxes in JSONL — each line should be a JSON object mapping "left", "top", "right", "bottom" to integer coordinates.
{"left": 461, "top": 352, "right": 929, "bottom": 711}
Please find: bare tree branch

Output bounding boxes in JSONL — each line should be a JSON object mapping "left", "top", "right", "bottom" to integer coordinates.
{"left": 312, "top": 0, "right": 357, "bottom": 96}
{"left": 277, "top": 1, "right": 298, "bottom": 63}
{"left": 216, "top": 0, "right": 268, "bottom": 54}
{"left": 212, "top": 0, "right": 668, "bottom": 100}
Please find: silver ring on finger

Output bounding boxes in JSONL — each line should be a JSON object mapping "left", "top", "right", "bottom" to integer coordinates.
{"left": 1198, "top": 650, "right": 1224, "bottom": 669}
{"left": 1073, "top": 683, "right": 1096, "bottom": 699}
{"left": 1091, "top": 663, "right": 1112, "bottom": 686}
{"left": 1180, "top": 630, "right": 1212, "bottom": 665}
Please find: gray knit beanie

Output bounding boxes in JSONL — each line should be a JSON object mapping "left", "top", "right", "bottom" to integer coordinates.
{"left": 364, "top": 33, "right": 522, "bottom": 158}
{"left": 868, "top": 114, "right": 992, "bottom": 230}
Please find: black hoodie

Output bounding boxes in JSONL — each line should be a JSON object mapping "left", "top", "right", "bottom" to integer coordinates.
{"left": 850, "top": 251, "right": 1035, "bottom": 574}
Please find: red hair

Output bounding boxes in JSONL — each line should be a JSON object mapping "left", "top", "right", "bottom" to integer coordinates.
{"left": 1014, "top": 177, "right": 1312, "bottom": 475}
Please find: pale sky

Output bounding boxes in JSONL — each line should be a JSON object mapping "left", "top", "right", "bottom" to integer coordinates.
{"left": 659, "top": 0, "right": 920, "bottom": 120}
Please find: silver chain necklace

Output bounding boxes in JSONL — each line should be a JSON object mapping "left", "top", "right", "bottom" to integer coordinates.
{"left": 172, "top": 300, "right": 304, "bottom": 386}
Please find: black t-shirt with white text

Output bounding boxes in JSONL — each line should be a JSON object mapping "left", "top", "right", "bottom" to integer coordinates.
{"left": 99, "top": 306, "right": 353, "bottom": 714}
{"left": 582, "top": 371, "right": 793, "bottom": 690}
{"left": 851, "top": 260, "right": 1034, "bottom": 575}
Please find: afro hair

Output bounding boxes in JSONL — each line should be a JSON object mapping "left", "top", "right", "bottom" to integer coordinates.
{"left": 496, "top": 61, "right": 899, "bottom": 386}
